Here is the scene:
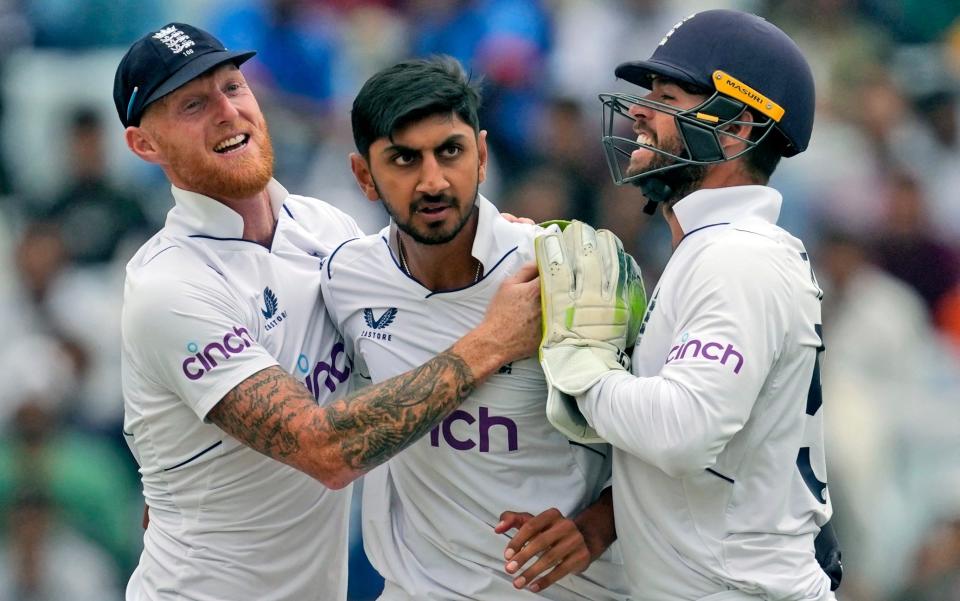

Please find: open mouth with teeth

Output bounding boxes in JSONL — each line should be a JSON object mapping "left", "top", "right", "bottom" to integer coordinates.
{"left": 213, "top": 134, "right": 250, "bottom": 154}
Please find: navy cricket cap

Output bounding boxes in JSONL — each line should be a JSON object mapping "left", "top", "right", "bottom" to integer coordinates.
{"left": 113, "top": 23, "right": 256, "bottom": 128}
{"left": 614, "top": 10, "right": 815, "bottom": 156}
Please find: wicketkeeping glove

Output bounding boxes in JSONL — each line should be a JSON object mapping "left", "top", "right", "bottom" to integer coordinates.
{"left": 534, "top": 221, "right": 646, "bottom": 443}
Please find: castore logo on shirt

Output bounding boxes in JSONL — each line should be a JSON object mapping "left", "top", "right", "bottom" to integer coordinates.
{"left": 361, "top": 308, "right": 397, "bottom": 341}
{"left": 261, "top": 287, "right": 287, "bottom": 330}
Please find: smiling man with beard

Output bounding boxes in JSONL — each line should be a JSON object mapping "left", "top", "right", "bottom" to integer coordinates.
{"left": 536, "top": 9, "right": 844, "bottom": 601}
{"left": 113, "top": 23, "right": 541, "bottom": 601}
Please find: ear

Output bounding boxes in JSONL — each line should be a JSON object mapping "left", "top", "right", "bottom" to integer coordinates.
{"left": 125, "top": 126, "right": 164, "bottom": 165}
{"left": 719, "top": 109, "right": 756, "bottom": 155}
{"left": 477, "top": 129, "right": 488, "bottom": 184}
{"left": 349, "top": 152, "right": 379, "bottom": 201}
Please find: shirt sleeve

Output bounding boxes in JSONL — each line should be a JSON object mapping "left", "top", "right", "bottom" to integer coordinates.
{"left": 577, "top": 240, "right": 790, "bottom": 478}
{"left": 123, "top": 261, "right": 279, "bottom": 421}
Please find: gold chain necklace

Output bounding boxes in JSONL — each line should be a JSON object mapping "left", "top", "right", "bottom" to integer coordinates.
{"left": 397, "top": 234, "right": 482, "bottom": 284}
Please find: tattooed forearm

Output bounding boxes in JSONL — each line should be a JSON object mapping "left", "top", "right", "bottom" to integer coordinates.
{"left": 324, "top": 350, "right": 475, "bottom": 472}
{"left": 208, "top": 351, "right": 475, "bottom": 487}
{"left": 209, "top": 366, "right": 312, "bottom": 459}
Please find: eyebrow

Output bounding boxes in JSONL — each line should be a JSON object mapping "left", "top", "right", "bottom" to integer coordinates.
{"left": 381, "top": 133, "right": 468, "bottom": 156}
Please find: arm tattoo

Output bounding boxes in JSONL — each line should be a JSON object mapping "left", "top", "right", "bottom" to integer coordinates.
{"left": 209, "top": 366, "right": 312, "bottom": 459}
{"left": 325, "top": 350, "right": 475, "bottom": 471}
{"left": 208, "top": 351, "right": 475, "bottom": 479}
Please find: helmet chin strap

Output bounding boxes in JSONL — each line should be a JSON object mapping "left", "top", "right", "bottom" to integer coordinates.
{"left": 636, "top": 177, "right": 673, "bottom": 215}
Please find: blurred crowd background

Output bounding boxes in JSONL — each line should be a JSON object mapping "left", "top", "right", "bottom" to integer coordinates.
{"left": 0, "top": 0, "right": 958, "bottom": 599}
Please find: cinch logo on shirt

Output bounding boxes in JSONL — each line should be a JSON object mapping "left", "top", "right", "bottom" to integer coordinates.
{"left": 430, "top": 406, "right": 518, "bottom": 453}
{"left": 298, "top": 341, "right": 352, "bottom": 400}
{"left": 181, "top": 326, "right": 254, "bottom": 380}
{"left": 360, "top": 308, "right": 397, "bottom": 341}
{"left": 665, "top": 333, "right": 745, "bottom": 374}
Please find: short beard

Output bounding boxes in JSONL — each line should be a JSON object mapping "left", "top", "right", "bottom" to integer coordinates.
{"left": 629, "top": 135, "right": 706, "bottom": 204}
{"left": 160, "top": 121, "right": 275, "bottom": 201}
{"left": 376, "top": 182, "right": 479, "bottom": 246}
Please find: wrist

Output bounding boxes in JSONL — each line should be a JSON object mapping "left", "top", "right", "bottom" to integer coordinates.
{"left": 451, "top": 322, "right": 511, "bottom": 382}
{"left": 572, "top": 487, "right": 616, "bottom": 561}
{"left": 573, "top": 514, "right": 610, "bottom": 561}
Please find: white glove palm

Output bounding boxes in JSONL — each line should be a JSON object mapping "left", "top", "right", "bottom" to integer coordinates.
{"left": 535, "top": 221, "right": 646, "bottom": 443}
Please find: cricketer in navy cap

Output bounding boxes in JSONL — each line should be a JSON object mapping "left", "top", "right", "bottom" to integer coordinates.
{"left": 113, "top": 23, "right": 255, "bottom": 128}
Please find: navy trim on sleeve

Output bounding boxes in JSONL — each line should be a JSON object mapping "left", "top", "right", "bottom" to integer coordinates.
{"left": 679, "top": 222, "right": 730, "bottom": 244}
{"left": 189, "top": 234, "right": 270, "bottom": 249}
{"left": 706, "top": 467, "right": 735, "bottom": 484}
{"left": 162, "top": 440, "right": 223, "bottom": 472}
{"left": 326, "top": 237, "right": 362, "bottom": 279}
{"left": 143, "top": 245, "right": 179, "bottom": 266}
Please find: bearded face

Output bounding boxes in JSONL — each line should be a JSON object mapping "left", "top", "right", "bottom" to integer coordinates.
{"left": 138, "top": 64, "right": 275, "bottom": 202}
{"left": 152, "top": 116, "right": 275, "bottom": 201}
{"left": 627, "top": 127, "right": 706, "bottom": 204}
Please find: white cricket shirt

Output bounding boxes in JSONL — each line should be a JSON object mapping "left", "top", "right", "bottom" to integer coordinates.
{"left": 580, "top": 186, "right": 835, "bottom": 600}
{"left": 121, "top": 179, "right": 361, "bottom": 601}
{"left": 322, "top": 196, "right": 628, "bottom": 601}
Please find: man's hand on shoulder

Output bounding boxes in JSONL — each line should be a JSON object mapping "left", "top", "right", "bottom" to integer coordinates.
{"left": 456, "top": 262, "right": 541, "bottom": 379}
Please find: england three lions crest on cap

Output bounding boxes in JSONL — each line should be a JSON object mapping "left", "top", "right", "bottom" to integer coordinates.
{"left": 153, "top": 25, "right": 196, "bottom": 56}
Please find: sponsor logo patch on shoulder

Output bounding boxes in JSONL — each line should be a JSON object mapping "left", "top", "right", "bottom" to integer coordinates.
{"left": 361, "top": 307, "right": 397, "bottom": 341}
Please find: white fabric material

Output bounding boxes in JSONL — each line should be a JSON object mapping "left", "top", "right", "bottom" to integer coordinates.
{"left": 579, "top": 186, "right": 834, "bottom": 600}
{"left": 322, "top": 196, "right": 628, "bottom": 601}
{"left": 122, "top": 179, "right": 361, "bottom": 601}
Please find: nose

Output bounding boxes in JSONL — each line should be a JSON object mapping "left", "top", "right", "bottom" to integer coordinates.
{"left": 415, "top": 154, "right": 450, "bottom": 196}
{"left": 627, "top": 98, "right": 654, "bottom": 128}
{"left": 212, "top": 90, "right": 240, "bottom": 122}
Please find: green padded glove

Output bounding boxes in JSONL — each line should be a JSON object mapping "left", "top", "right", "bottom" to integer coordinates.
{"left": 534, "top": 220, "right": 646, "bottom": 443}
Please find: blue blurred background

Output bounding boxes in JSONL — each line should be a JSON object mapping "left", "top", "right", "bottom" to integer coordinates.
{"left": 0, "top": 0, "right": 959, "bottom": 599}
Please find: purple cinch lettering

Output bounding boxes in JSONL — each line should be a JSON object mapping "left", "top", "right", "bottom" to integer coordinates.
{"left": 442, "top": 410, "right": 476, "bottom": 451}
{"left": 327, "top": 342, "right": 350, "bottom": 383}
{"left": 233, "top": 326, "right": 254, "bottom": 346}
{"left": 679, "top": 339, "right": 702, "bottom": 359}
{"left": 666, "top": 345, "right": 680, "bottom": 363}
{"left": 312, "top": 361, "right": 334, "bottom": 393}
{"left": 182, "top": 357, "right": 204, "bottom": 380}
{"left": 701, "top": 341, "right": 723, "bottom": 360}
{"left": 479, "top": 407, "right": 518, "bottom": 452}
{"left": 202, "top": 342, "right": 229, "bottom": 368}
{"left": 223, "top": 332, "right": 245, "bottom": 354}
{"left": 721, "top": 344, "right": 744, "bottom": 374}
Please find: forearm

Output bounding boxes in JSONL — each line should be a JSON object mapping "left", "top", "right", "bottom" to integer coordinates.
{"left": 573, "top": 487, "right": 616, "bottom": 561}
{"left": 210, "top": 346, "right": 481, "bottom": 488}
{"left": 322, "top": 347, "right": 477, "bottom": 479}
{"left": 579, "top": 371, "right": 748, "bottom": 478}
